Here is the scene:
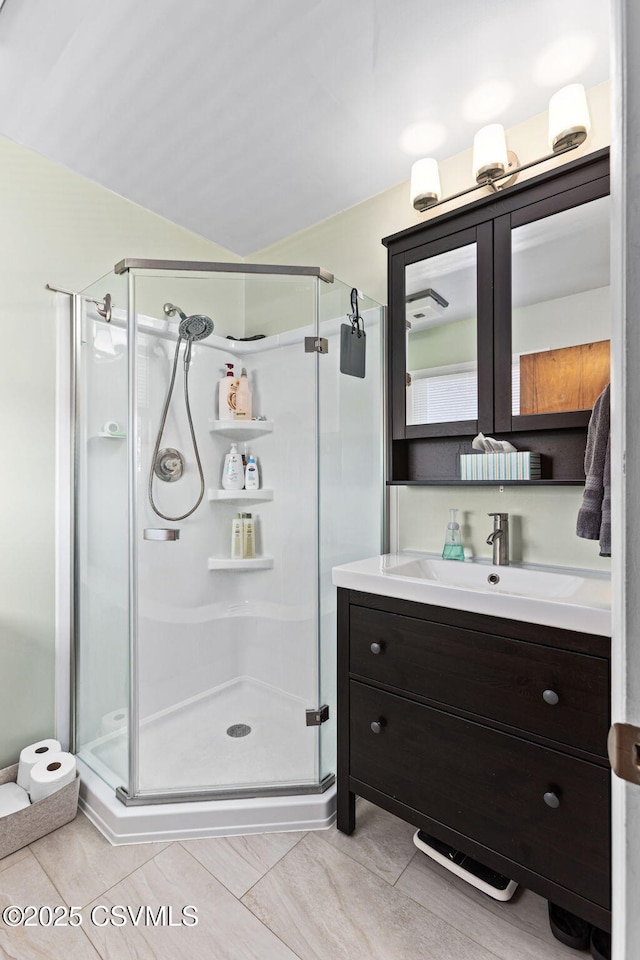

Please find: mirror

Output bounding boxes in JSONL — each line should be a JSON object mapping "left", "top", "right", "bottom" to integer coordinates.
{"left": 405, "top": 242, "right": 477, "bottom": 425}
{"left": 511, "top": 195, "right": 610, "bottom": 416}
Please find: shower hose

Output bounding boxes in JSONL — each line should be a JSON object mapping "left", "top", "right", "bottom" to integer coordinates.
{"left": 148, "top": 336, "right": 206, "bottom": 521}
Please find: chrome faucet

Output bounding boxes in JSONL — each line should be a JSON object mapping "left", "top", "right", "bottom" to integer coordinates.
{"left": 487, "top": 513, "right": 509, "bottom": 566}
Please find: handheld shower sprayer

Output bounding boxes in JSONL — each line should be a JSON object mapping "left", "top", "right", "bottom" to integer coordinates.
{"left": 149, "top": 304, "right": 215, "bottom": 521}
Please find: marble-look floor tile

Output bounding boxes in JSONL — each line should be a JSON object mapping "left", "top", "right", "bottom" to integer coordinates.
{"left": 396, "top": 850, "right": 577, "bottom": 960}
{"left": 30, "top": 813, "right": 171, "bottom": 908}
{"left": 181, "top": 830, "right": 306, "bottom": 897}
{"left": 243, "top": 832, "right": 500, "bottom": 960}
{"left": 0, "top": 850, "right": 100, "bottom": 959}
{"left": 83, "top": 842, "right": 301, "bottom": 960}
{"left": 0, "top": 845, "right": 31, "bottom": 874}
{"left": 317, "top": 798, "right": 416, "bottom": 884}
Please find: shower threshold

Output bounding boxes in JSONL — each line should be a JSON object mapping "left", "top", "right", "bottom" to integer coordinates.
{"left": 77, "top": 758, "right": 336, "bottom": 845}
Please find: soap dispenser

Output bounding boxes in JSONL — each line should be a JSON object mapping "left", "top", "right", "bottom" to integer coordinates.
{"left": 442, "top": 508, "right": 465, "bottom": 561}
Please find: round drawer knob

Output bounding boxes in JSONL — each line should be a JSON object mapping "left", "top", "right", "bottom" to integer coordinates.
{"left": 543, "top": 689, "right": 560, "bottom": 706}
{"left": 370, "top": 720, "right": 385, "bottom": 734}
{"left": 370, "top": 642, "right": 384, "bottom": 655}
{"left": 543, "top": 791, "right": 561, "bottom": 809}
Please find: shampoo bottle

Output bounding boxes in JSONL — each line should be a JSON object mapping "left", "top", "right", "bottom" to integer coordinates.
{"left": 242, "top": 513, "right": 256, "bottom": 559}
{"left": 244, "top": 456, "right": 259, "bottom": 490}
{"left": 442, "top": 508, "right": 465, "bottom": 561}
{"left": 218, "top": 363, "right": 237, "bottom": 420}
{"left": 235, "top": 367, "right": 252, "bottom": 419}
{"left": 222, "top": 443, "right": 245, "bottom": 491}
{"left": 231, "top": 514, "right": 244, "bottom": 559}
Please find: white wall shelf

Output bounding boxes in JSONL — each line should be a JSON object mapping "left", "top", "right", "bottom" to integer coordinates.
{"left": 207, "top": 556, "right": 274, "bottom": 571}
{"left": 208, "top": 489, "right": 274, "bottom": 502}
{"left": 208, "top": 420, "right": 274, "bottom": 440}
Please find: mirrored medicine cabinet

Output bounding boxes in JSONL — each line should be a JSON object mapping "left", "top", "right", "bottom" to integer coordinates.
{"left": 383, "top": 148, "right": 610, "bottom": 484}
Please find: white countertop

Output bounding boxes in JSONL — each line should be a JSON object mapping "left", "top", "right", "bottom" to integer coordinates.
{"left": 332, "top": 552, "right": 611, "bottom": 637}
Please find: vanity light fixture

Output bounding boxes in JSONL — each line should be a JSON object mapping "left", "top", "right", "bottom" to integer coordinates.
{"left": 410, "top": 83, "right": 591, "bottom": 213}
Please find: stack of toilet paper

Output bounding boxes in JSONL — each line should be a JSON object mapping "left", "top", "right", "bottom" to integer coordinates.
{"left": 0, "top": 739, "right": 77, "bottom": 818}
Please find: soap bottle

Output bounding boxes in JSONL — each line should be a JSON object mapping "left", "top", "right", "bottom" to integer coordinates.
{"left": 235, "top": 367, "right": 252, "bottom": 420}
{"left": 221, "top": 443, "right": 244, "bottom": 491}
{"left": 244, "top": 455, "right": 259, "bottom": 490}
{"left": 442, "top": 508, "right": 465, "bottom": 561}
{"left": 218, "top": 363, "right": 237, "bottom": 420}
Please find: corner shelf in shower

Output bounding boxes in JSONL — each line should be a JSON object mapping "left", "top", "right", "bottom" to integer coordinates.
{"left": 208, "top": 489, "right": 274, "bottom": 502}
{"left": 207, "top": 556, "right": 274, "bottom": 571}
{"left": 208, "top": 420, "right": 274, "bottom": 440}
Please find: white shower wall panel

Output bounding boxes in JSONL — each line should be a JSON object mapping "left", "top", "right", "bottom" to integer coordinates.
{"left": 77, "top": 317, "right": 129, "bottom": 745}
{"left": 229, "top": 335, "right": 319, "bottom": 705}
{"left": 137, "top": 333, "right": 240, "bottom": 719}
{"left": 135, "top": 328, "right": 319, "bottom": 721}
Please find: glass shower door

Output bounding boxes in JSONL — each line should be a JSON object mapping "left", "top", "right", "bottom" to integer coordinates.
{"left": 127, "top": 267, "right": 324, "bottom": 800}
{"left": 317, "top": 279, "right": 385, "bottom": 782}
{"left": 74, "top": 272, "right": 130, "bottom": 792}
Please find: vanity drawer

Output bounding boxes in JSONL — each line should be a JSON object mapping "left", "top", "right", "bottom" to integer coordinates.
{"left": 350, "top": 605, "right": 609, "bottom": 756}
{"left": 350, "top": 681, "right": 610, "bottom": 908}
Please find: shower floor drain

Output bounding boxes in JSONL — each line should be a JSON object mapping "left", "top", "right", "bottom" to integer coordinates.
{"left": 227, "top": 724, "right": 252, "bottom": 738}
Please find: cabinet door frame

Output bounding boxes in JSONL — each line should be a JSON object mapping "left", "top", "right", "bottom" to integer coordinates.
{"left": 389, "top": 223, "right": 494, "bottom": 440}
{"left": 494, "top": 176, "right": 611, "bottom": 434}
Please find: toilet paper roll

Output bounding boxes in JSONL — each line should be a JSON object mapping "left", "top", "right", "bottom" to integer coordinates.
{"left": 29, "top": 752, "right": 76, "bottom": 803}
{"left": 0, "top": 782, "right": 31, "bottom": 817}
{"left": 102, "top": 421, "right": 122, "bottom": 435}
{"left": 100, "top": 708, "right": 129, "bottom": 736}
{"left": 17, "top": 739, "right": 62, "bottom": 791}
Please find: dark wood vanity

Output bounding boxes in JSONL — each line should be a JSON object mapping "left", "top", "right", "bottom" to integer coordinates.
{"left": 384, "top": 148, "right": 610, "bottom": 484}
{"left": 337, "top": 588, "right": 611, "bottom": 930}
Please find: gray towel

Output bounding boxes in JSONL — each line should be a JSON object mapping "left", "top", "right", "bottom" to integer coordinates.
{"left": 576, "top": 383, "right": 610, "bottom": 556}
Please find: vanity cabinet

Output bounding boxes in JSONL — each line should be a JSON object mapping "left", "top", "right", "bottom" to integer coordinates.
{"left": 337, "top": 588, "right": 611, "bottom": 930}
{"left": 384, "top": 148, "right": 610, "bottom": 483}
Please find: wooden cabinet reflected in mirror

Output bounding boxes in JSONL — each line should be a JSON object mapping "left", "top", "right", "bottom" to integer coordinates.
{"left": 511, "top": 194, "right": 610, "bottom": 419}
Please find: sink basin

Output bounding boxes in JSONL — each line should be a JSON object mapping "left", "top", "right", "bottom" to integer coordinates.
{"left": 387, "top": 557, "right": 586, "bottom": 600}
{"left": 332, "top": 553, "right": 611, "bottom": 636}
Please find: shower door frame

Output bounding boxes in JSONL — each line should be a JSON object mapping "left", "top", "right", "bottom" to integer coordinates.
{"left": 109, "top": 259, "right": 337, "bottom": 806}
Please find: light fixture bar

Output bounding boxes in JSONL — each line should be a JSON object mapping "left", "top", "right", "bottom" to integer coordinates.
{"left": 413, "top": 138, "right": 581, "bottom": 214}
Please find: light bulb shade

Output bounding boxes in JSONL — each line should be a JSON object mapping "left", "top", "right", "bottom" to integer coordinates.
{"left": 411, "top": 158, "right": 441, "bottom": 211}
{"left": 548, "top": 83, "right": 591, "bottom": 151}
{"left": 473, "top": 124, "right": 508, "bottom": 184}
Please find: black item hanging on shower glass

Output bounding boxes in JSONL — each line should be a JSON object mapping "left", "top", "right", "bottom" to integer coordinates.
{"left": 340, "top": 287, "right": 366, "bottom": 378}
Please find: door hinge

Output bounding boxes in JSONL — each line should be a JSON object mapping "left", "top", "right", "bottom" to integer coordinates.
{"left": 304, "top": 337, "right": 328, "bottom": 354}
{"left": 306, "top": 704, "right": 330, "bottom": 726}
{"left": 607, "top": 722, "right": 640, "bottom": 785}
{"left": 406, "top": 372, "right": 412, "bottom": 387}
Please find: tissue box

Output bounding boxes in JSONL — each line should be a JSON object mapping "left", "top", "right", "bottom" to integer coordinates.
{"left": 460, "top": 452, "right": 541, "bottom": 481}
{"left": 0, "top": 763, "right": 79, "bottom": 861}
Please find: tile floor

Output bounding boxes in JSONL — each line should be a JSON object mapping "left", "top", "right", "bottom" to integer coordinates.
{"left": 0, "top": 798, "right": 584, "bottom": 960}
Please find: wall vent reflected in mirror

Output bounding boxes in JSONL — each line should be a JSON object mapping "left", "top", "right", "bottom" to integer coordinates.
{"left": 405, "top": 244, "right": 478, "bottom": 426}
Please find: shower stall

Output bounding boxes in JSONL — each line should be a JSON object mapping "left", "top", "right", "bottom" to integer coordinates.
{"left": 69, "top": 260, "right": 384, "bottom": 842}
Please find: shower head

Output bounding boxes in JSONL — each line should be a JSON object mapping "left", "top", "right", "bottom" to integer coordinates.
{"left": 179, "top": 314, "right": 214, "bottom": 341}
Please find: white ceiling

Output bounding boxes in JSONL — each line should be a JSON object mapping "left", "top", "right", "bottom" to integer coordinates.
{"left": 0, "top": 0, "right": 609, "bottom": 256}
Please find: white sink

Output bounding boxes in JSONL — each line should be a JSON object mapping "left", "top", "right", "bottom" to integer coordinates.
{"left": 388, "top": 557, "right": 586, "bottom": 600}
{"left": 332, "top": 553, "right": 611, "bottom": 636}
